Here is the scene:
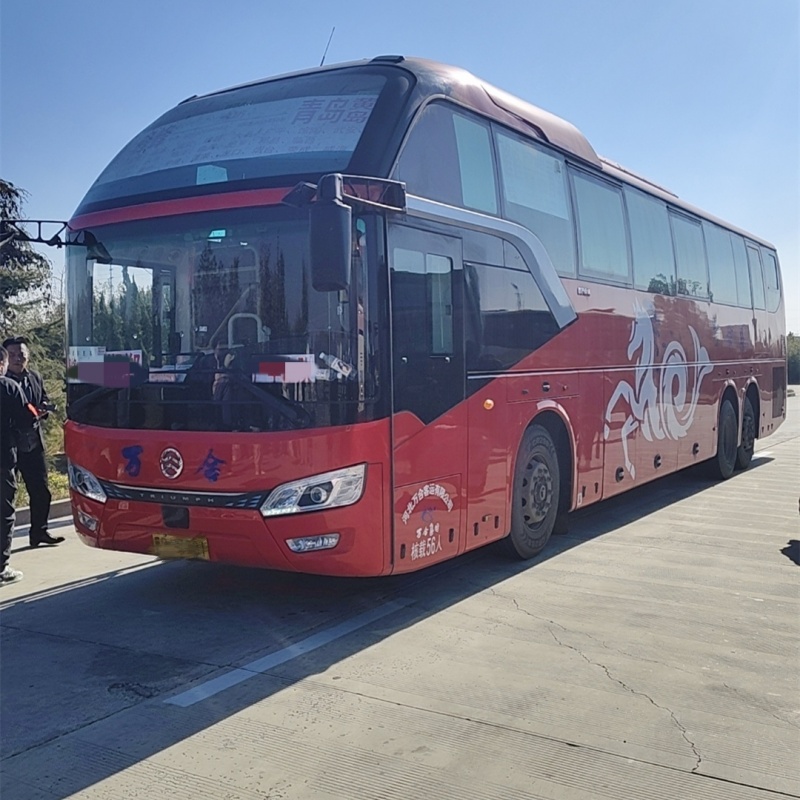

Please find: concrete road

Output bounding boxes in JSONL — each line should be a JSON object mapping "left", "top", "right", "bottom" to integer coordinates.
{"left": 1, "top": 397, "right": 798, "bottom": 800}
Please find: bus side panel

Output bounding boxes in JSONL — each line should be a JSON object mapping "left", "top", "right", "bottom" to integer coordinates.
{"left": 602, "top": 363, "right": 639, "bottom": 499}
{"left": 574, "top": 370, "right": 605, "bottom": 510}
{"left": 466, "top": 380, "right": 513, "bottom": 551}
{"left": 391, "top": 408, "right": 466, "bottom": 573}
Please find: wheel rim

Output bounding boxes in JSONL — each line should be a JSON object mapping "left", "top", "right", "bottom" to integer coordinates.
{"left": 521, "top": 458, "right": 552, "bottom": 528}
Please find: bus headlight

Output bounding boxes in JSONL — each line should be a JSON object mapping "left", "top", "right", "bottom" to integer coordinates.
{"left": 260, "top": 464, "right": 366, "bottom": 518}
{"left": 68, "top": 461, "right": 107, "bottom": 504}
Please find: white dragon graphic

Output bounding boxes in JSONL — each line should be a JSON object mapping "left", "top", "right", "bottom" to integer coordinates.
{"left": 604, "top": 303, "right": 713, "bottom": 479}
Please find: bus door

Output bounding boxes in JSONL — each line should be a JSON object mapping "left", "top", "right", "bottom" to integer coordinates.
{"left": 388, "top": 224, "right": 466, "bottom": 573}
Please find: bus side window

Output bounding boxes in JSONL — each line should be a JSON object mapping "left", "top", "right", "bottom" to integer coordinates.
{"left": 670, "top": 212, "right": 709, "bottom": 298}
{"left": 703, "top": 222, "right": 738, "bottom": 305}
{"left": 625, "top": 186, "right": 675, "bottom": 294}
{"left": 730, "top": 234, "right": 752, "bottom": 308}
{"left": 495, "top": 131, "right": 575, "bottom": 277}
{"left": 762, "top": 249, "right": 781, "bottom": 313}
{"left": 465, "top": 260, "right": 559, "bottom": 372}
{"left": 394, "top": 102, "right": 497, "bottom": 215}
{"left": 746, "top": 243, "right": 766, "bottom": 310}
{"left": 571, "top": 170, "right": 630, "bottom": 284}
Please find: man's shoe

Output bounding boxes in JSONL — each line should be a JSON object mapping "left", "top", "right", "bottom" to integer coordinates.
{"left": 30, "top": 533, "right": 65, "bottom": 547}
{"left": 0, "top": 566, "right": 23, "bottom": 584}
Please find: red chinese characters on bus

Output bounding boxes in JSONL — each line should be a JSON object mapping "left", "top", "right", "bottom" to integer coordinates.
{"left": 394, "top": 479, "right": 459, "bottom": 571}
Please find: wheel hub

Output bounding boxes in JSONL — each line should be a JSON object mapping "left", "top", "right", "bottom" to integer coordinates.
{"left": 525, "top": 461, "right": 552, "bottom": 525}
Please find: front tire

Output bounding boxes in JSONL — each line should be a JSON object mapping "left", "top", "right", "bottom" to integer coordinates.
{"left": 735, "top": 395, "right": 756, "bottom": 471}
{"left": 506, "top": 425, "right": 560, "bottom": 559}
{"left": 712, "top": 398, "right": 738, "bottom": 480}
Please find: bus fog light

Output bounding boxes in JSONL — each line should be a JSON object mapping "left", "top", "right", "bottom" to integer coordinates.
{"left": 77, "top": 510, "right": 99, "bottom": 532}
{"left": 286, "top": 534, "right": 340, "bottom": 553}
{"left": 260, "top": 464, "right": 366, "bottom": 517}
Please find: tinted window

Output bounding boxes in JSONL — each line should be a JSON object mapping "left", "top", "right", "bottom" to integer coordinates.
{"left": 625, "top": 187, "right": 675, "bottom": 294}
{"left": 393, "top": 247, "right": 453, "bottom": 355}
{"left": 746, "top": 244, "right": 766, "bottom": 310}
{"left": 571, "top": 171, "right": 629, "bottom": 281}
{"left": 731, "top": 234, "right": 751, "bottom": 308}
{"left": 670, "top": 213, "right": 708, "bottom": 297}
{"left": 496, "top": 132, "right": 575, "bottom": 276}
{"left": 453, "top": 115, "right": 497, "bottom": 213}
{"left": 762, "top": 249, "right": 781, "bottom": 312}
{"left": 465, "top": 262, "right": 558, "bottom": 371}
{"left": 395, "top": 103, "right": 497, "bottom": 213}
{"left": 703, "top": 222, "right": 738, "bottom": 305}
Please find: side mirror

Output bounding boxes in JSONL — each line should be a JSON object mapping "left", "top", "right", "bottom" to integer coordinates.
{"left": 82, "top": 231, "right": 113, "bottom": 264}
{"left": 309, "top": 174, "right": 352, "bottom": 292}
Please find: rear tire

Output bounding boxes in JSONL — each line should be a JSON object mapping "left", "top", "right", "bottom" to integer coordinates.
{"left": 712, "top": 399, "right": 737, "bottom": 480}
{"left": 506, "top": 425, "right": 560, "bottom": 559}
{"left": 735, "top": 395, "right": 756, "bottom": 471}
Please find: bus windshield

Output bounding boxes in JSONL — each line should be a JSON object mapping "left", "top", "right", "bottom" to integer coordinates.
{"left": 65, "top": 207, "right": 377, "bottom": 432}
{"left": 81, "top": 70, "right": 388, "bottom": 207}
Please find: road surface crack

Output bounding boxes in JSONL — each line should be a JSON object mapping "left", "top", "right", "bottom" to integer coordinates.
{"left": 507, "top": 597, "right": 702, "bottom": 772}
{"left": 544, "top": 625, "right": 702, "bottom": 772}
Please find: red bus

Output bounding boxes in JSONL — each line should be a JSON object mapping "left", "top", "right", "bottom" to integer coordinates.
{"left": 64, "top": 56, "right": 787, "bottom": 575}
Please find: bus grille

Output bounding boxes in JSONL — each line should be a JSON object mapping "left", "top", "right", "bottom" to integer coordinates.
{"left": 99, "top": 481, "right": 266, "bottom": 510}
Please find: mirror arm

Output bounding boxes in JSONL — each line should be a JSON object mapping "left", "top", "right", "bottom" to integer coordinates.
{"left": 0, "top": 220, "right": 113, "bottom": 263}
{"left": 1, "top": 219, "right": 69, "bottom": 249}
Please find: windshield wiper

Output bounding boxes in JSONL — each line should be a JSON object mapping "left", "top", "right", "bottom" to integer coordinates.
{"left": 68, "top": 385, "right": 121, "bottom": 418}
{"left": 226, "top": 372, "right": 313, "bottom": 429}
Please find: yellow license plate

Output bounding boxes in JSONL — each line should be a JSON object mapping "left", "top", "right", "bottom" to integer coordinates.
{"left": 152, "top": 533, "right": 210, "bottom": 560}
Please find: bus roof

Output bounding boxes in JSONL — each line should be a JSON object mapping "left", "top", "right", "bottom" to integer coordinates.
{"left": 178, "top": 56, "right": 776, "bottom": 250}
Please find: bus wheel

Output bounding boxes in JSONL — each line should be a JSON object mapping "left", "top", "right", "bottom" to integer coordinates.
{"left": 712, "top": 399, "right": 738, "bottom": 480}
{"left": 506, "top": 425, "right": 560, "bottom": 559}
{"left": 735, "top": 396, "right": 756, "bottom": 471}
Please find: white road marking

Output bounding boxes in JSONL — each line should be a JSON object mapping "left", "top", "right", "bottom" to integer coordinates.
{"left": 165, "top": 598, "right": 412, "bottom": 707}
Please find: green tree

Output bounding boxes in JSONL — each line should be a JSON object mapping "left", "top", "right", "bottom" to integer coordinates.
{"left": 0, "top": 180, "right": 68, "bottom": 499}
{"left": 0, "top": 179, "right": 52, "bottom": 328}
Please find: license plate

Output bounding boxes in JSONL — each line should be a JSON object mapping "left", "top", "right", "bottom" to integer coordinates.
{"left": 152, "top": 533, "right": 210, "bottom": 560}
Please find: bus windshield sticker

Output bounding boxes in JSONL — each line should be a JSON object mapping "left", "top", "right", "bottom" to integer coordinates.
{"left": 96, "top": 95, "right": 378, "bottom": 186}
{"left": 252, "top": 354, "right": 318, "bottom": 384}
{"left": 67, "top": 347, "right": 143, "bottom": 386}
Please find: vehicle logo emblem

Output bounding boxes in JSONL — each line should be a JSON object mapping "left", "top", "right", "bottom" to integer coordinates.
{"left": 160, "top": 447, "right": 184, "bottom": 480}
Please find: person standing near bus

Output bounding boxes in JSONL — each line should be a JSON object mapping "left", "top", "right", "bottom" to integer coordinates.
{"left": 1, "top": 345, "right": 41, "bottom": 583}
{"left": 2, "top": 336, "right": 64, "bottom": 548}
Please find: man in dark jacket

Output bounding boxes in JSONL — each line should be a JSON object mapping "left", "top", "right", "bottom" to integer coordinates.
{"left": 2, "top": 336, "right": 64, "bottom": 547}
{"left": 1, "top": 344, "right": 40, "bottom": 583}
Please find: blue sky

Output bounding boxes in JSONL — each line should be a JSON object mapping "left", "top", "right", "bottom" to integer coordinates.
{"left": 2, "top": 0, "right": 798, "bottom": 330}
